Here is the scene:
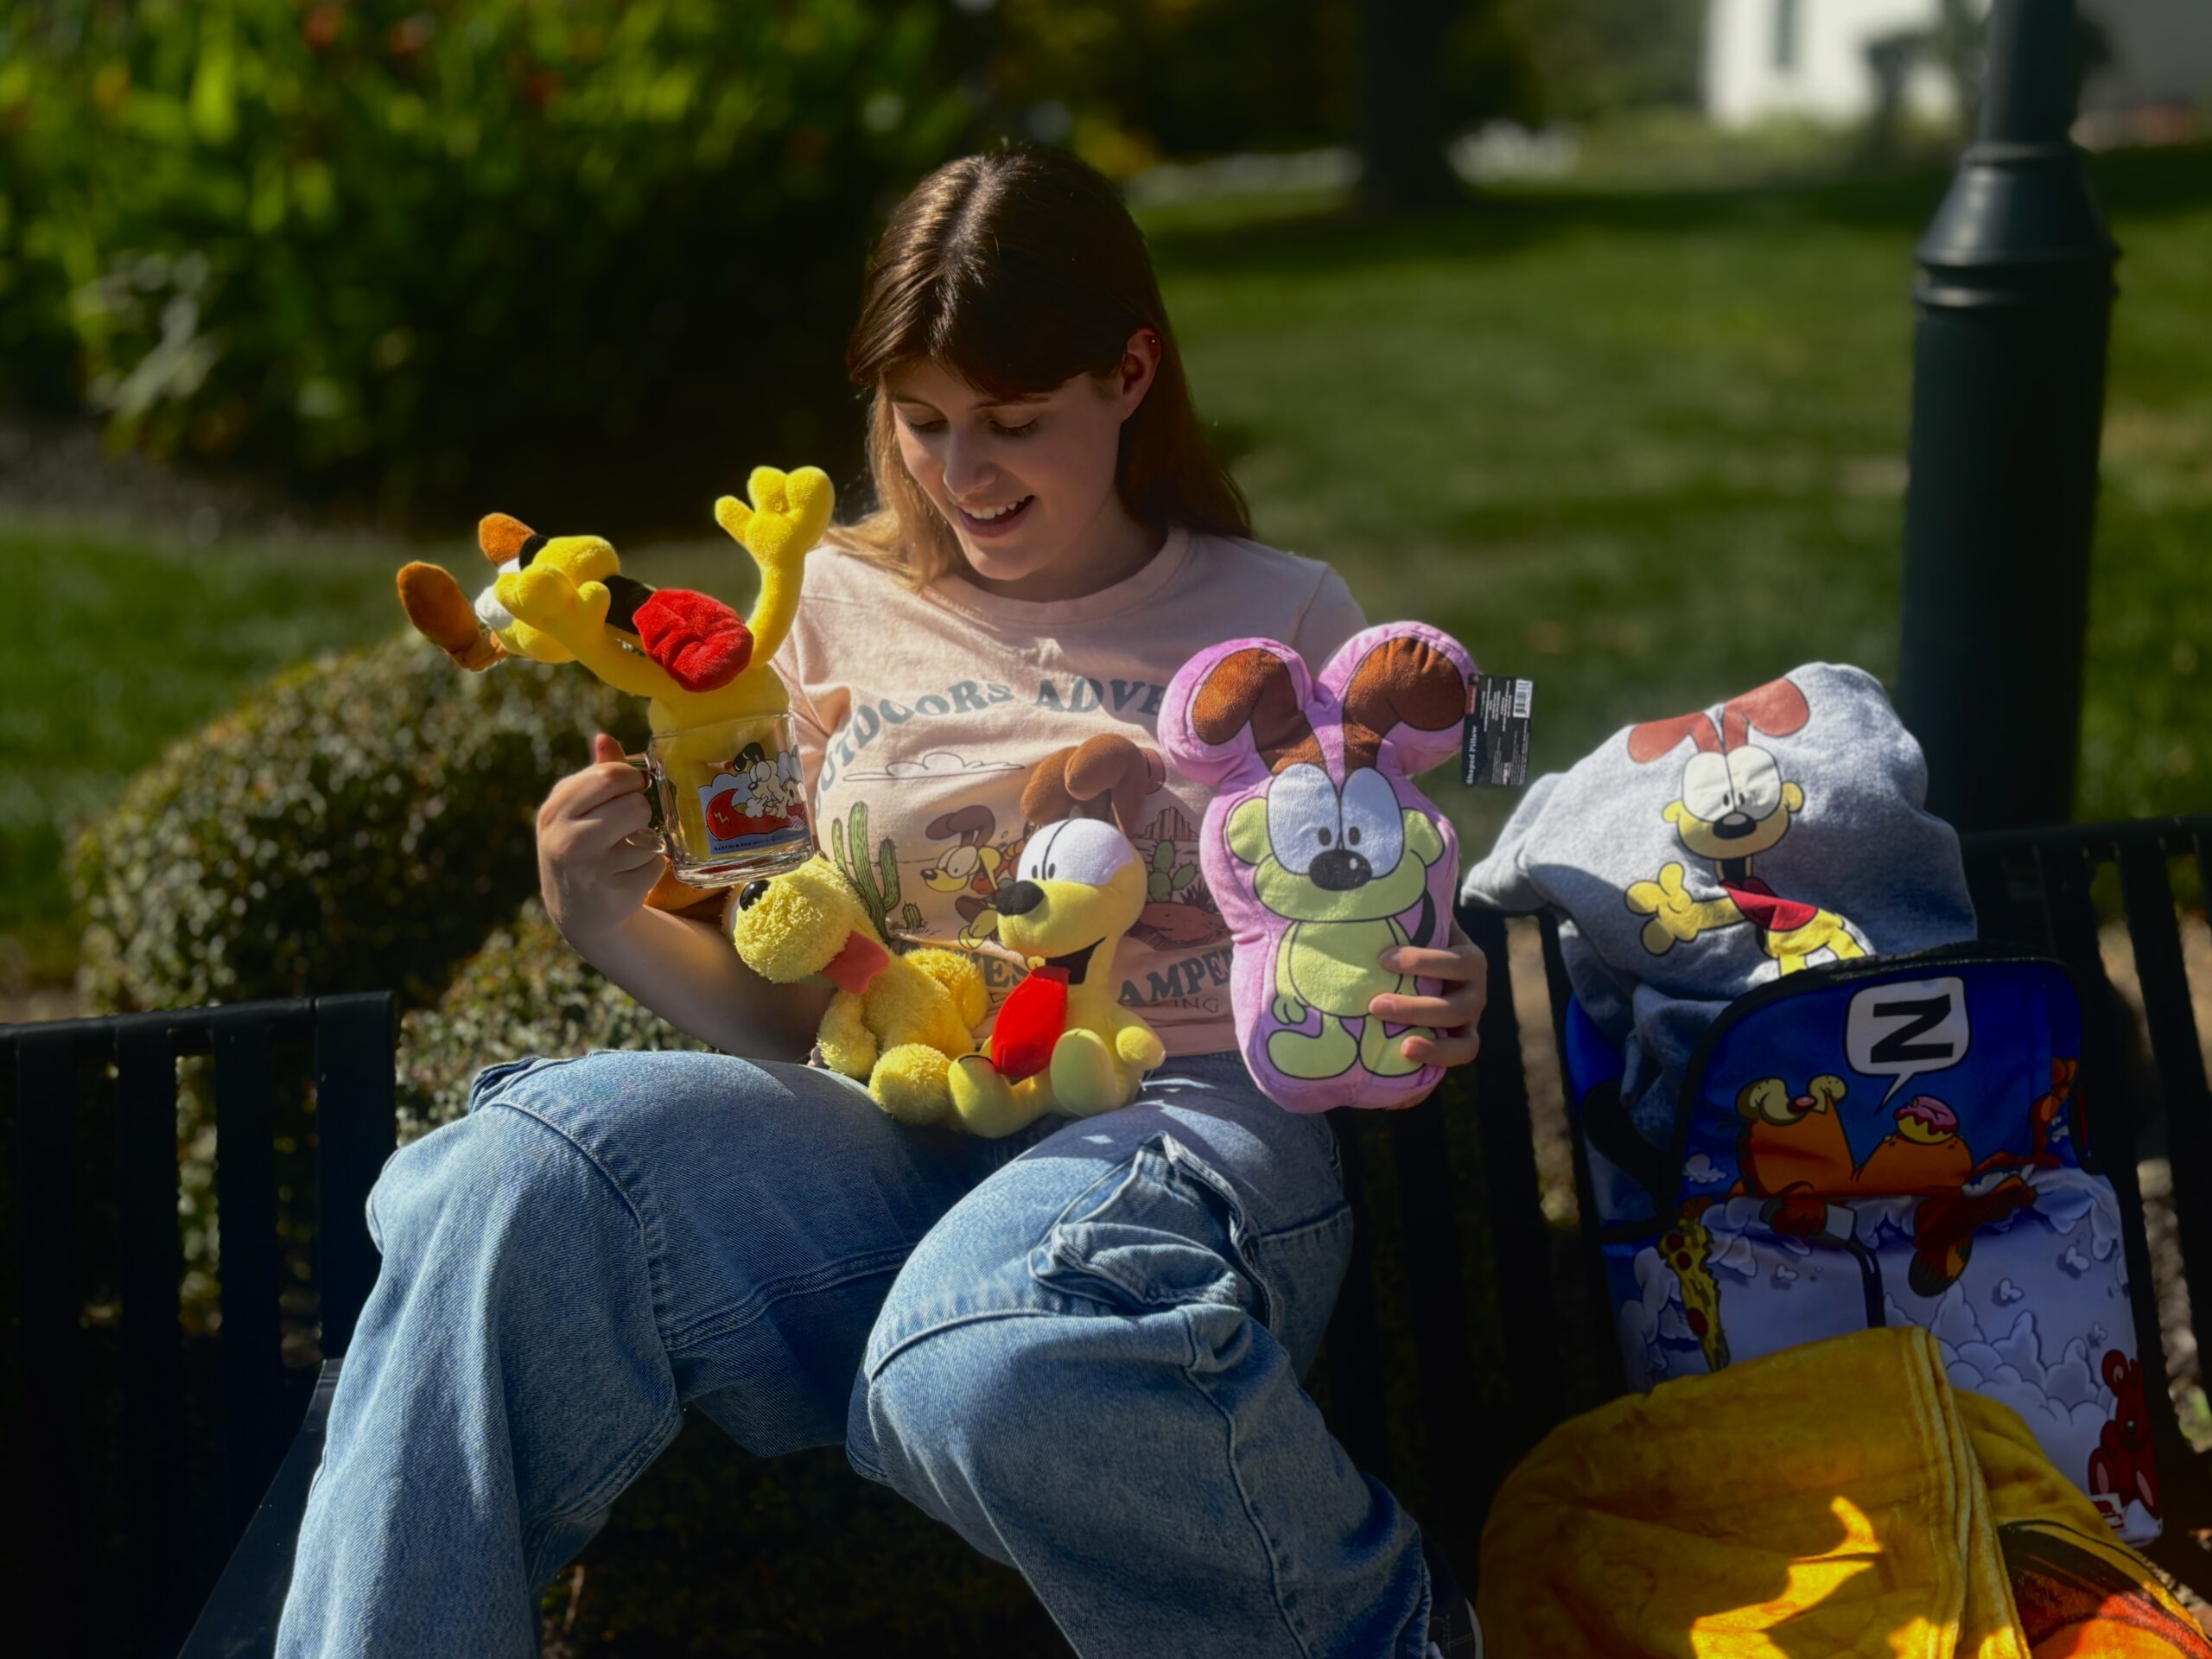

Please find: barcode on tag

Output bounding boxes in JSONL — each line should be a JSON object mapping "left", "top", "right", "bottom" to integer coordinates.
{"left": 1463, "top": 673, "right": 1534, "bottom": 788}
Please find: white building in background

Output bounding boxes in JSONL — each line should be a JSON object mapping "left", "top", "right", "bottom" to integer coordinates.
{"left": 1705, "top": 0, "right": 2212, "bottom": 132}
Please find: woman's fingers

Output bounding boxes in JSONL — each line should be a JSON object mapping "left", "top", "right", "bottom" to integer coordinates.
{"left": 575, "top": 791, "right": 653, "bottom": 851}
{"left": 1401, "top": 1029, "right": 1480, "bottom": 1069}
{"left": 1380, "top": 938, "right": 1486, "bottom": 982}
{"left": 1368, "top": 990, "right": 1481, "bottom": 1027}
{"left": 549, "top": 760, "right": 647, "bottom": 823}
{"left": 1370, "top": 925, "right": 1489, "bottom": 1073}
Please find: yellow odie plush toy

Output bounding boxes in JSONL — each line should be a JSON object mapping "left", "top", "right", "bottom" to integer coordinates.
{"left": 945, "top": 736, "right": 1167, "bottom": 1139}
{"left": 395, "top": 466, "right": 832, "bottom": 914}
{"left": 729, "top": 856, "right": 987, "bottom": 1126}
{"left": 396, "top": 465, "right": 830, "bottom": 728}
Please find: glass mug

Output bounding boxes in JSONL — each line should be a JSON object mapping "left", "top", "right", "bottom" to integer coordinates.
{"left": 620, "top": 712, "right": 815, "bottom": 888}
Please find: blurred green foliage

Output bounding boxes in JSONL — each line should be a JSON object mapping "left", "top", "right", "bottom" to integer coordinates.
{"left": 0, "top": 0, "right": 969, "bottom": 524}
{"left": 397, "top": 898, "right": 709, "bottom": 1141}
{"left": 71, "top": 632, "right": 643, "bottom": 1014}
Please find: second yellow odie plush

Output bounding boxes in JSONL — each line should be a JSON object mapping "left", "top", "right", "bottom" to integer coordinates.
{"left": 729, "top": 855, "right": 986, "bottom": 1126}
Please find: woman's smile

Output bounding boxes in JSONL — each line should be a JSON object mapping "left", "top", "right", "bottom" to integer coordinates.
{"left": 884, "top": 350, "right": 1160, "bottom": 599}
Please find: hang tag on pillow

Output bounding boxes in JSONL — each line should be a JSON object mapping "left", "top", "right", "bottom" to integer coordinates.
{"left": 1463, "top": 674, "right": 1534, "bottom": 786}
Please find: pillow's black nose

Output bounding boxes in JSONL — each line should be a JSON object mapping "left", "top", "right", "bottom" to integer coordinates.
{"left": 737, "top": 879, "right": 771, "bottom": 911}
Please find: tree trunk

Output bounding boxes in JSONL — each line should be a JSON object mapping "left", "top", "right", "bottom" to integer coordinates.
{"left": 1357, "top": 0, "right": 1465, "bottom": 213}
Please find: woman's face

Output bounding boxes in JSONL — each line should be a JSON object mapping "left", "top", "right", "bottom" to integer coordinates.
{"left": 887, "top": 334, "right": 1159, "bottom": 589}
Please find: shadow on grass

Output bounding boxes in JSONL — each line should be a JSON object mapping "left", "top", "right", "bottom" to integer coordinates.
{"left": 1146, "top": 143, "right": 2212, "bottom": 283}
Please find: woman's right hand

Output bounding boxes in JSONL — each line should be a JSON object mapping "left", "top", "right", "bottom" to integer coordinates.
{"left": 537, "top": 734, "right": 666, "bottom": 949}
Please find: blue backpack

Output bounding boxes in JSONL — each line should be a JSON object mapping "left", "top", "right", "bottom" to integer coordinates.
{"left": 1567, "top": 944, "right": 2164, "bottom": 1544}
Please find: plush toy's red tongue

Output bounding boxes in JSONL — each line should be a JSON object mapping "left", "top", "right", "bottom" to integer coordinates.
{"left": 822, "top": 931, "right": 890, "bottom": 995}
{"left": 991, "top": 966, "right": 1071, "bottom": 1084}
{"left": 634, "top": 589, "right": 753, "bottom": 692}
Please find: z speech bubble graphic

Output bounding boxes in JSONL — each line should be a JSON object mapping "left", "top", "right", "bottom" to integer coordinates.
{"left": 1847, "top": 976, "right": 1970, "bottom": 1105}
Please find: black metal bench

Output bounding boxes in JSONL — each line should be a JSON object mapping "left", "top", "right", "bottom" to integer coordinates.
{"left": 5, "top": 817, "right": 2208, "bottom": 1653}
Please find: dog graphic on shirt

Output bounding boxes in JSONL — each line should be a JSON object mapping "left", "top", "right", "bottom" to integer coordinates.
{"left": 1623, "top": 677, "right": 1867, "bottom": 975}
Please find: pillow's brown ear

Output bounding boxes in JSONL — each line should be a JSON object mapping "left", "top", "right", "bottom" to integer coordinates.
{"left": 1338, "top": 635, "right": 1467, "bottom": 774}
{"left": 1188, "top": 646, "right": 1324, "bottom": 774}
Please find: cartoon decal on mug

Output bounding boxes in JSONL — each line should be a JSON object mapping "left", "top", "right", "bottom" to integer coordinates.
{"left": 700, "top": 741, "right": 810, "bottom": 857}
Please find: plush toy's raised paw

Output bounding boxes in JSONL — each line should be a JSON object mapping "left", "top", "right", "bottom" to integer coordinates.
{"left": 715, "top": 465, "right": 833, "bottom": 564}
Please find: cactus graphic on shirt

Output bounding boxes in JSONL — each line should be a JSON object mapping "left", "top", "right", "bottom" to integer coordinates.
{"left": 830, "top": 801, "right": 922, "bottom": 939}
{"left": 1147, "top": 836, "right": 1200, "bottom": 905}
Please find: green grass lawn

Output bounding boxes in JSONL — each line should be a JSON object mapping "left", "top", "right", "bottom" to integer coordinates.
{"left": 3, "top": 144, "right": 2207, "bottom": 983}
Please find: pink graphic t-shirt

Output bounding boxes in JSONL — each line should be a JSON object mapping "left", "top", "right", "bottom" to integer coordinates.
{"left": 772, "top": 527, "right": 1368, "bottom": 1058}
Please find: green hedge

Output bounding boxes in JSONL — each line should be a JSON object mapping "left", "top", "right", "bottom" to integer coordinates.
{"left": 0, "top": 0, "right": 969, "bottom": 524}
{"left": 397, "top": 897, "right": 710, "bottom": 1141}
{"left": 72, "top": 632, "right": 644, "bottom": 1014}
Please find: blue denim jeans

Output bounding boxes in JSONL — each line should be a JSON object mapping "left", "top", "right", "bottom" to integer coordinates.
{"left": 276, "top": 1049, "right": 1436, "bottom": 1656}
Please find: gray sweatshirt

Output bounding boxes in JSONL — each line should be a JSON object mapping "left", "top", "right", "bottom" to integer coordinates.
{"left": 1461, "top": 663, "right": 1974, "bottom": 1135}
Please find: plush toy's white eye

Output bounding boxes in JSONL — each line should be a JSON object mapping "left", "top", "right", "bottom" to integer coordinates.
{"left": 1680, "top": 751, "right": 1733, "bottom": 821}
{"left": 1338, "top": 766, "right": 1405, "bottom": 878}
{"left": 474, "top": 578, "right": 516, "bottom": 632}
{"left": 1267, "top": 764, "right": 1341, "bottom": 876}
{"left": 1018, "top": 818, "right": 1131, "bottom": 886}
{"left": 1728, "top": 745, "right": 1784, "bottom": 818}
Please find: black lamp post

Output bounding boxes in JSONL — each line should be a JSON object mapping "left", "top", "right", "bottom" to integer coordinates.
{"left": 1896, "top": 0, "right": 2118, "bottom": 832}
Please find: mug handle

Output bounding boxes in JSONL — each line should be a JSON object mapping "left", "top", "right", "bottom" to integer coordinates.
{"left": 619, "top": 753, "right": 667, "bottom": 835}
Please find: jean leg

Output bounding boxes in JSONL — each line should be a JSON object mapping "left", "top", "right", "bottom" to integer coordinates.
{"left": 278, "top": 1051, "right": 1011, "bottom": 1659}
{"left": 849, "top": 1056, "right": 1431, "bottom": 1659}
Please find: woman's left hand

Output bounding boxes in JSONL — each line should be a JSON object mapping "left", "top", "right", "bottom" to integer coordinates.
{"left": 1367, "top": 923, "right": 1489, "bottom": 1097}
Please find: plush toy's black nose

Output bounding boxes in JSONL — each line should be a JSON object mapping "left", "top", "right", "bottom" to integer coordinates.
{"left": 1712, "top": 812, "right": 1758, "bottom": 840}
{"left": 737, "top": 879, "right": 771, "bottom": 911}
{"left": 1310, "top": 849, "right": 1372, "bottom": 891}
{"left": 997, "top": 880, "right": 1046, "bottom": 917}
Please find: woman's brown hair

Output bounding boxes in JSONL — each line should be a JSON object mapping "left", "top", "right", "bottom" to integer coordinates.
{"left": 825, "top": 145, "right": 1251, "bottom": 584}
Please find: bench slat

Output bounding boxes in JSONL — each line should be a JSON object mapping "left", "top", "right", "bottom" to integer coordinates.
{"left": 1462, "top": 908, "right": 1564, "bottom": 1467}
{"left": 1321, "top": 1122, "right": 1394, "bottom": 1484}
{"left": 2116, "top": 839, "right": 2212, "bottom": 1383}
{"left": 312, "top": 995, "right": 397, "bottom": 1356}
{"left": 2035, "top": 838, "right": 2212, "bottom": 1526}
{"left": 1393, "top": 1078, "right": 1479, "bottom": 1515}
{"left": 114, "top": 1018, "right": 193, "bottom": 1654}
{"left": 213, "top": 1013, "right": 287, "bottom": 1543}
{"left": 12, "top": 1028, "right": 95, "bottom": 1649}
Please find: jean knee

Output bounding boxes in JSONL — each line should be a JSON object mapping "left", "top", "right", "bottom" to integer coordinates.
{"left": 369, "top": 1084, "right": 639, "bottom": 1279}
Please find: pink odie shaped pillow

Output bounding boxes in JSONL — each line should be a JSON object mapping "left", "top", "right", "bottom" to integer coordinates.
{"left": 1161, "top": 623, "right": 1475, "bottom": 1112}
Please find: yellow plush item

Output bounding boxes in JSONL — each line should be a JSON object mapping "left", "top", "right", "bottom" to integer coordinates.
{"left": 946, "top": 811, "right": 1166, "bottom": 1139}
{"left": 492, "top": 465, "right": 831, "bottom": 734}
{"left": 1478, "top": 1325, "right": 2212, "bottom": 1658}
{"left": 395, "top": 467, "right": 833, "bottom": 921}
{"left": 729, "top": 855, "right": 985, "bottom": 1126}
